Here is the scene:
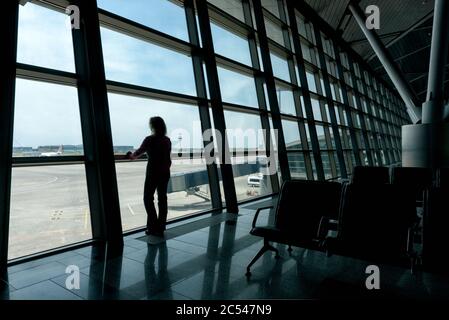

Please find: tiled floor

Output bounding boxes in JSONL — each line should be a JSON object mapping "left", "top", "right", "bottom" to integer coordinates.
{"left": 1, "top": 198, "right": 449, "bottom": 300}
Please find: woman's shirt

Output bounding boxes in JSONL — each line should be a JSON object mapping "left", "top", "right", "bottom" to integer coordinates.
{"left": 132, "top": 135, "right": 172, "bottom": 174}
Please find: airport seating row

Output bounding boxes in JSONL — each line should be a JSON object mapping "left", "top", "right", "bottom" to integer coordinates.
{"left": 246, "top": 166, "right": 448, "bottom": 276}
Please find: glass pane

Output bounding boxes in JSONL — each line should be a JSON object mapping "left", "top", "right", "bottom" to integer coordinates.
{"left": 262, "top": 0, "right": 280, "bottom": 18}
{"left": 310, "top": 153, "right": 318, "bottom": 180}
{"left": 306, "top": 71, "right": 317, "bottom": 93}
{"left": 301, "top": 42, "right": 312, "bottom": 62}
{"left": 98, "top": 0, "right": 189, "bottom": 41}
{"left": 276, "top": 86, "right": 296, "bottom": 116}
{"left": 224, "top": 111, "right": 262, "bottom": 151}
{"left": 211, "top": 23, "right": 252, "bottom": 66}
{"left": 108, "top": 93, "right": 213, "bottom": 230}
{"left": 17, "top": 3, "right": 75, "bottom": 72}
{"left": 101, "top": 27, "right": 196, "bottom": 96}
{"left": 321, "top": 152, "right": 333, "bottom": 180}
{"left": 311, "top": 98, "right": 322, "bottom": 121}
{"left": 231, "top": 157, "right": 273, "bottom": 201}
{"left": 224, "top": 111, "right": 274, "bottom": 201}
{"left": 288, "top": 153, "right": 307, "bottom": 179}
{"left": 296, "top": 14, "right": 308, "bottom": 38}
{"left": 271, "top": 53, "right": 291, "bottom": 82}
{"left": 316, "top": 124, "right": 327, "bottom": 149}
{"left": 217, "top": 67, "right": 259, "bottom": 107}
{"left": 208, "top": 0, "right": 245, "bottom": 23}
{"left": 9, "top": 165, "right": 91, "bottom": 259}
{"left": 282, "top": 120, "right": 302, "bottom": 150}
{"left": 264, "top": 18, "right": 284, "bottom": 46}
{"left": 13, "top": 79, "right": 83, "bottom": 157}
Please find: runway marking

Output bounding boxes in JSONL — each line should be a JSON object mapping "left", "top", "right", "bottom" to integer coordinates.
{"left": 12, "top": 176, "right": 59, "bottom": 195}
{"left": 127, "top": 204, "right": 136, "bottom": 216}
{"left": 84, "top": 209, "right": 89, "bottom": 229}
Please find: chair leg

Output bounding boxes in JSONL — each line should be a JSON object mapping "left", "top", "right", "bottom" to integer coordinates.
{"left": 264, "top": 239, "right": 280, "bottom": 259}
{"left": 246, "top": 239, "right": 279, "bottom": 276}
{"left": 246, "top": 246, "right": 268, "bottom": 276}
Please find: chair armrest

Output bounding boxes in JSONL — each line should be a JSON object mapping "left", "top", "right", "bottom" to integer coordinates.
{"left": 317, "top": 216, "right": 333, "bottom": 240}
{"left": 407, "top": 227, "right": 416, "bottom": 257}
{"left": 252, "top": 206, "right": 274, "bottom": 229}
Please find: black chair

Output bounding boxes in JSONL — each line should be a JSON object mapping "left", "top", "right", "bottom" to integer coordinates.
{"left": 351, "top": 166, "right": 389, "bottom": 185}
{"left": 246, "top": 180, "right": 342, "bottom": 276}
{"left": 422, "top": 187, "right": 449, "bottom": 273}
{"left": 391, "top": 167, "right": 433, "bottom": 205}
{"left": 324, "top": 184, "right": 417, "bottom": 270}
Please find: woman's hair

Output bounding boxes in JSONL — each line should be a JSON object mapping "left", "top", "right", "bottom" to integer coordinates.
{"left": 149, "top": 116, "right": 167, "bottom": 136}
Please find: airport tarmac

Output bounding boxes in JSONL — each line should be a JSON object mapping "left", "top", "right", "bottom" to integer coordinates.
{"left": 8, "top": 160, "right": 271, "bottom": 259}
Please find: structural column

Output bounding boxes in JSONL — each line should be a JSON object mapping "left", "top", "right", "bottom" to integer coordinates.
{"left": 184, "top": 0, "right": 223, "bottom": 209}
{"left": 252, "top": 0, "right": 291, "bottom": 182}
{"left": 402, "top": 0, "right": 449, "bottom": 168}
{"left": 347, "top": 58, "right": 375, "bottom": 166}
{"left": 332, "top": 44, "right": 362, "bottom": 167}
{"left": 72, "top": 0, "right": 123, "bottom": 245}
{"left": 313, "top": 27, "right": 348, "bottom": 178}
{"left": 0, "top": 1, "right": 19, "bottom": 271}
{"left": 348, "top": 0, "right": 421, "bottom": 124}
{"left": 286, "top": 0, "right": 325, "bottom": 180}
{"left": 196, "top": 0, "right": 239, "bottom": 213}
{"left": 242, "top": 0, "right": 280, "bottom": 193}
{"left": 422, "top": 0, "right": 449, "bottom": 123}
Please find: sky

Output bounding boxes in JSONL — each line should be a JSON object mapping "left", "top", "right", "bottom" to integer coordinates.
{"left": 14, "top": 0, "right": 287, "bottom": 150}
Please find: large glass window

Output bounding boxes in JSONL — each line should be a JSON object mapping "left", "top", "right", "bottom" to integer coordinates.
{"left": 13, "top": 79, "right": 84, "bottom": 157}
{"left": 315, "top": 124, "right": 327, "bottom": 149}
{"left": 211, "top": 23, "right": 252, "bottom": 66}
{"left": 7, "top": 0, "right": 410, "bottom": 260}
{"left": 217, "top": 67, "right": 259, "bottom": 107}
{"left": 101, "top": 27, "right": 197, "bottom": 96}
{"left": 288, "top": 153, "right": 307, "bottom": 179}
{"left": 108, "top": 93, "right": 212, "bottom": 230}
{"left": 17, "top": 2, "right": 75, "bottom": 72}
{"left": 98, "top": 0, "right": 189, "bottom": 41}
{"left": 276, "top": 86, "right": 296, "bottom": 116}
{"left": 271, "top": 53, "right": 291, "bottom": 82}
{"left": 306, "top": 71, "right": 317, "bottom": 93}
{"left": 264, "top": 18, "right": 284, "bottom": 46}
{"left": 9, "top": 165, "right": 91, "bottom": 259}
{"left": 10, "top": 79, "right": 89, "bottom": 259}
{"left": 262, "top": 0, "right": 281, "bottom": 18}
{"left": 311, "top": 98, "right": 322, "bottom": 122}
{"left": 282, "top": 120, "right": 302, "bottom": 150}
{"left": 224, "top": 111, "right": 274, "bottom": 201}
{"left": 208, "top": 0, "right": 245, "bottom": 23}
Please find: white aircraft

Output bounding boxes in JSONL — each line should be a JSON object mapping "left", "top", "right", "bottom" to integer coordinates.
{"left": 40, "top": 145, "right": 63, "bottom": 157}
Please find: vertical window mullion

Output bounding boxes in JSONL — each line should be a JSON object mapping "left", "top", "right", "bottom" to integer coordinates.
{"left": 184, "top": 0, "right": 223, "bottom": 209}
{"left": 0, "top": 0, "right": 19, "bottom": 270}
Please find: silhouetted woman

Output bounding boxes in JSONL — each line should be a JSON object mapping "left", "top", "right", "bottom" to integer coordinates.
{"left": 127, "top": 117, "right": 171, "bottom": 236}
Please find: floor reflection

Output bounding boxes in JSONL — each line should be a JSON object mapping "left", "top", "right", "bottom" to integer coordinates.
{"left": 144, "top": 243, "right": 172, "bottom": 299}
{"left": 1, "top": 202, "right": 449, "bottom": 300}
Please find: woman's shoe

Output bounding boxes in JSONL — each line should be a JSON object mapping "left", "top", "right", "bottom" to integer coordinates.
{"left": 145, "top": 228, "right": 164, "bottom": 237}
{"left": 145, "top": 229, "right": 157, "bottom": 236}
